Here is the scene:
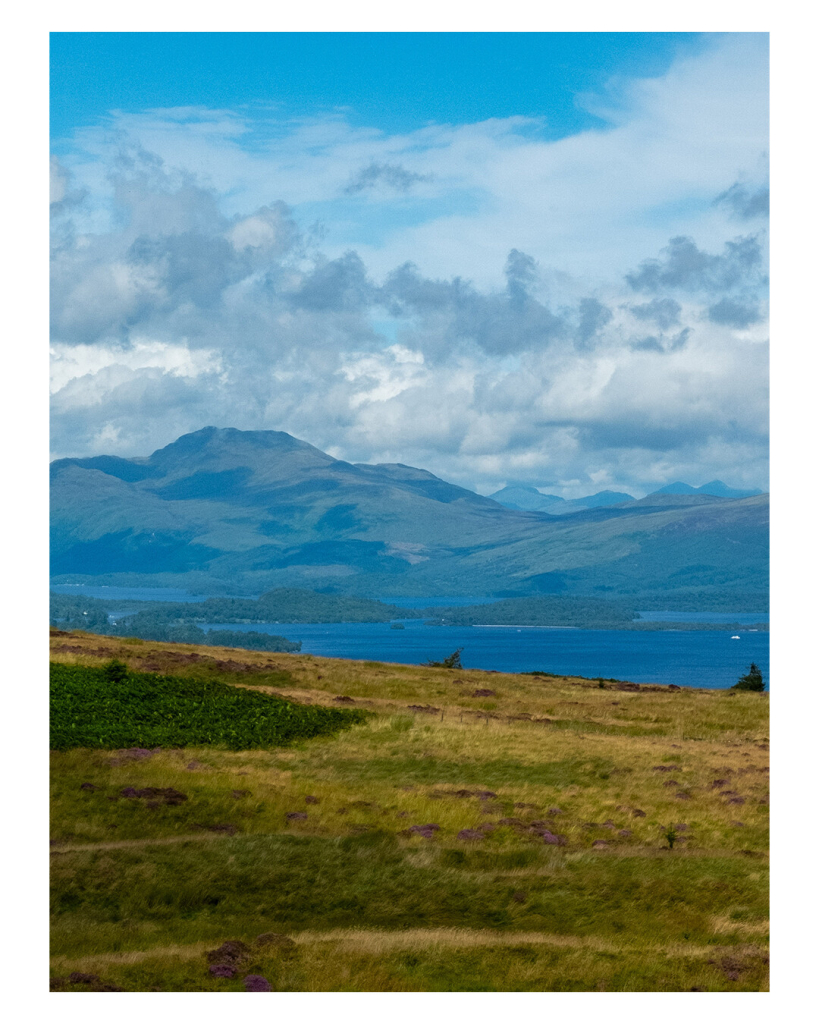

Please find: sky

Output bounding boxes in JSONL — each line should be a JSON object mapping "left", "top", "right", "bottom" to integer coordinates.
{"left": 49, "top": 31, "right": 769, "bottom": 498}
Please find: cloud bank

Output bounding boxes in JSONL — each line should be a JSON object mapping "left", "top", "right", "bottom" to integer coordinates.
{"left": 50, "top": 34, "right": 768, "bottom": 498}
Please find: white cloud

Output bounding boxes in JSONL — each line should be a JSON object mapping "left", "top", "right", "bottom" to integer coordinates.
{"left": 50, "top": 340, "right": 223, "bottom": 394}
{"left": 49, "top": 34, "right": 769, "bottom": 496}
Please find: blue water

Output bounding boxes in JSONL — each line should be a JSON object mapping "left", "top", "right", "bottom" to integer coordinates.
{"left": 383, "top": 596, "right": 499, "bottom": 608}
{"left": 51, "top": 583, "right": 769, "bottom": 688}
{"left": 199, "top": 619, "right": 769, "bottom": 690}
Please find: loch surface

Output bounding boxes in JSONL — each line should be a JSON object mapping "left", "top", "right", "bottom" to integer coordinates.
{"left": 199, "top": 618, "right": 770, "bottom": 689}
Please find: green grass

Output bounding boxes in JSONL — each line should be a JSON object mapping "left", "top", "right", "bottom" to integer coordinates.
{"left": 49, "top": 631, "right": 769, "bottom": 991}
{"left": 51, "top": 831, "right": 768, "bottom": 953}
{"left": 50, "top": 662, "right": 369, "bottom": 751}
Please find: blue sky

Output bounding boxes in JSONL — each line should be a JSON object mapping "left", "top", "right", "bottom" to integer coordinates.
{"left": 50, "top": 32, "right": 704, "bottom": 143}
{"left": 50, "top": 32, "right": 769, "bottom": 497}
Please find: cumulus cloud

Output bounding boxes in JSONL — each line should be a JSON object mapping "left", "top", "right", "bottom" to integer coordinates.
{"left": 343, "top": 162, "right": 431, "bottom": 195}
{"left": 628, "top": 298, "right": 682, "bottom": 330}
{"left": 715, "top": 181, "right": 769, "bottom": 220}
{"left": 707, "top": 297, "right": 762, "bottom": 328}
{"left": 626, "top": 234, "right": 764, "bottom": 295}
{"left": 49, "top": 34, "right": 769, "bottom": 497}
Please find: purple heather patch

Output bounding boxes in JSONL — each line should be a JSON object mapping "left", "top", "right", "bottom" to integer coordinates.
{"left": 244, "top": 975, "right": 272, "bottom": 992}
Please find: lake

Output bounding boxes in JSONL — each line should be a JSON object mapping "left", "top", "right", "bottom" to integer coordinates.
{"left": 51, "top": 584, "right": 769, "bottom": 688}
{"left": 199, "top": 618, "right": 769, "bottom": 690}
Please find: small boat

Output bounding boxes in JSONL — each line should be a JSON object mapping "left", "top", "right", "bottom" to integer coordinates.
{"left": 731, "top": 635, "right": 740, "bottom": 639}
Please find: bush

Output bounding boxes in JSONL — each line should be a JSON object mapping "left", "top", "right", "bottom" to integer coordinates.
{"left": 732, "top": 662, "right": 765, "bottom": 692}
{"left": 425, "top": 648, "right": 464, "bottom": 669}
{"left": 102, "top": 659, "right": 128, "bottom": 684}
{"left": 50, "top": 662, "right": 369, "bottom": 751}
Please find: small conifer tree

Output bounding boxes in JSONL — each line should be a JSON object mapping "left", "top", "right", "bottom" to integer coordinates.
{"left": 732, "top": 662, "right": 765, "bottom": 692}
{"left": 425, "top": 648, "right": 464, "bottom": 669}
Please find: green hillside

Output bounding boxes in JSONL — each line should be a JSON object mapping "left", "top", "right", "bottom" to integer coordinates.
{"left": 50, "top": 631, "right": 769, "bottom": 992}
{"left": 51, "top": 427, "right": 769, "bottom": 600}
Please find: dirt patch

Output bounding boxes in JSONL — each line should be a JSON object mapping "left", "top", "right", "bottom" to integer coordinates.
{"left": 333, "top": 695, "right": 355, "bottom": 703}
{"left": 403, "top": 823, "right": 441, "bottom": 839}
{"left": 232, "top": 789, "right": 251, "bottom": 799}
{"left": 652, "top": 765, "right": 682, "bottom": 772}
{"left": 286, "top": 811, "right": 308, "bottom": 821}
{"left": 195, "top": 823, "right": 239, "bottom": 835}
{"left": 304, "top": 795, "right": 320, "bottom": 804}
{"left": 632, "top": 809, "right": 646, "bottom": 817}
{"left": 52, "top": 644, "right": 113, "bottom": 656}
{"left": 708, "top": 947, "right": 769, "bottom": 983}
{"left": 69, "top": 972, "right": 100, "bottom": 985}
{"left": 256, "top": 933, "right": 296, "bottom": 949}
{"left": 109, "top": 747, "right": 159, "bottom": 765}
{"left": 79, "top": 782, "right": 99, "bottom": 791}
{"left": 120, "top": 786, "right": 188, "bottom": 805}
{"left": 407, "top": 704, "right": 441, "bottom": 714}
{"left": 472, "top": 689, "right": 496, "bottom": 697}
{"left": 457, "top": 829, "right": 485, "bottom": 841}
{"left": 206, "top": 940, "right": 252, "bottom": 967}
{"left": 592, "top": 840, "right": 609, "bottom": 849}
{"left": 213, "top": 659, "right": 257, "bottom": 673}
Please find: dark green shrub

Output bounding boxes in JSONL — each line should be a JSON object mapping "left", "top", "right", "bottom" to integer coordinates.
{"left": 732, "top": 662, "right": 765, "bottom": 692}
{"left": 102, "top": 659, "right": 128, "bottom": 684}
{"left": 425, "top": 648, "right": 463, "bottom": 669}
{"left": 663, "top": 826, "right": 678, "bottom": 850}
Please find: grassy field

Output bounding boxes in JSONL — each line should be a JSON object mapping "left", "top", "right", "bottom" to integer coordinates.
{"left": 49, "top": 629, "right": 769, "bottom": 992}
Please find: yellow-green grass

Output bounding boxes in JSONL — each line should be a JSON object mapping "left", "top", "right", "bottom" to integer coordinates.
{"left": 50, "top": 630, "right": 769, "bottom": 992}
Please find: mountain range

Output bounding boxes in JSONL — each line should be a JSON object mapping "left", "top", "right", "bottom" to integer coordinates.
{"left": 488, "top": 480, "right": 762, "bottom": 514}
{"left": 488, "top": 486, "right": 636, "bottom": 515}
{"left": 51, "top": 427, "right": 769, "bottom": 601}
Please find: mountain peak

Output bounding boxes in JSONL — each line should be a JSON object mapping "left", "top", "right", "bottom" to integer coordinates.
{"left": 650, "top": 480, "right": 764, "bottom": 499}
{"left": 149, "top": 426, "right": 318, "bottom": 460}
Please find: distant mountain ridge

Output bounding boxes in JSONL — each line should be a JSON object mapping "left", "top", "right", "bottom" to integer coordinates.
{"left": 649, "top": 481, "right": 764, "bottom": 499}
{"left": 489, "top": 485, "right": 635, "bottom": 515}
{"left": 490, "top": 480, "right": 763, "bottom": 513}
{"left": 51, "top": 426, "right": 769, "bottom": 600}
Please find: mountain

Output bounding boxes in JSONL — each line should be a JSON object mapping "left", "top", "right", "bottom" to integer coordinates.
{"left": 650, "top": 480, "right": 764, "bottom": 499}
{"left": 489, "top": 485, "right": 635, "bottom": 515}
{"left": 51, "top": 427, "right": 769, "bottom": 600}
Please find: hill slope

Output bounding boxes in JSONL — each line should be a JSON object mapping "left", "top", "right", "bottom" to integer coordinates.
{"left": 51, "top": 427, "right": 768, "bottom": 599}
{"left": 49, "top": 630, "right": 770, "bottom": 992}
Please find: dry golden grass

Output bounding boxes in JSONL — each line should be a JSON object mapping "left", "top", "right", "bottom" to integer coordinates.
{"left": 49, "top": 629, "right": 769, "bottom": 991}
